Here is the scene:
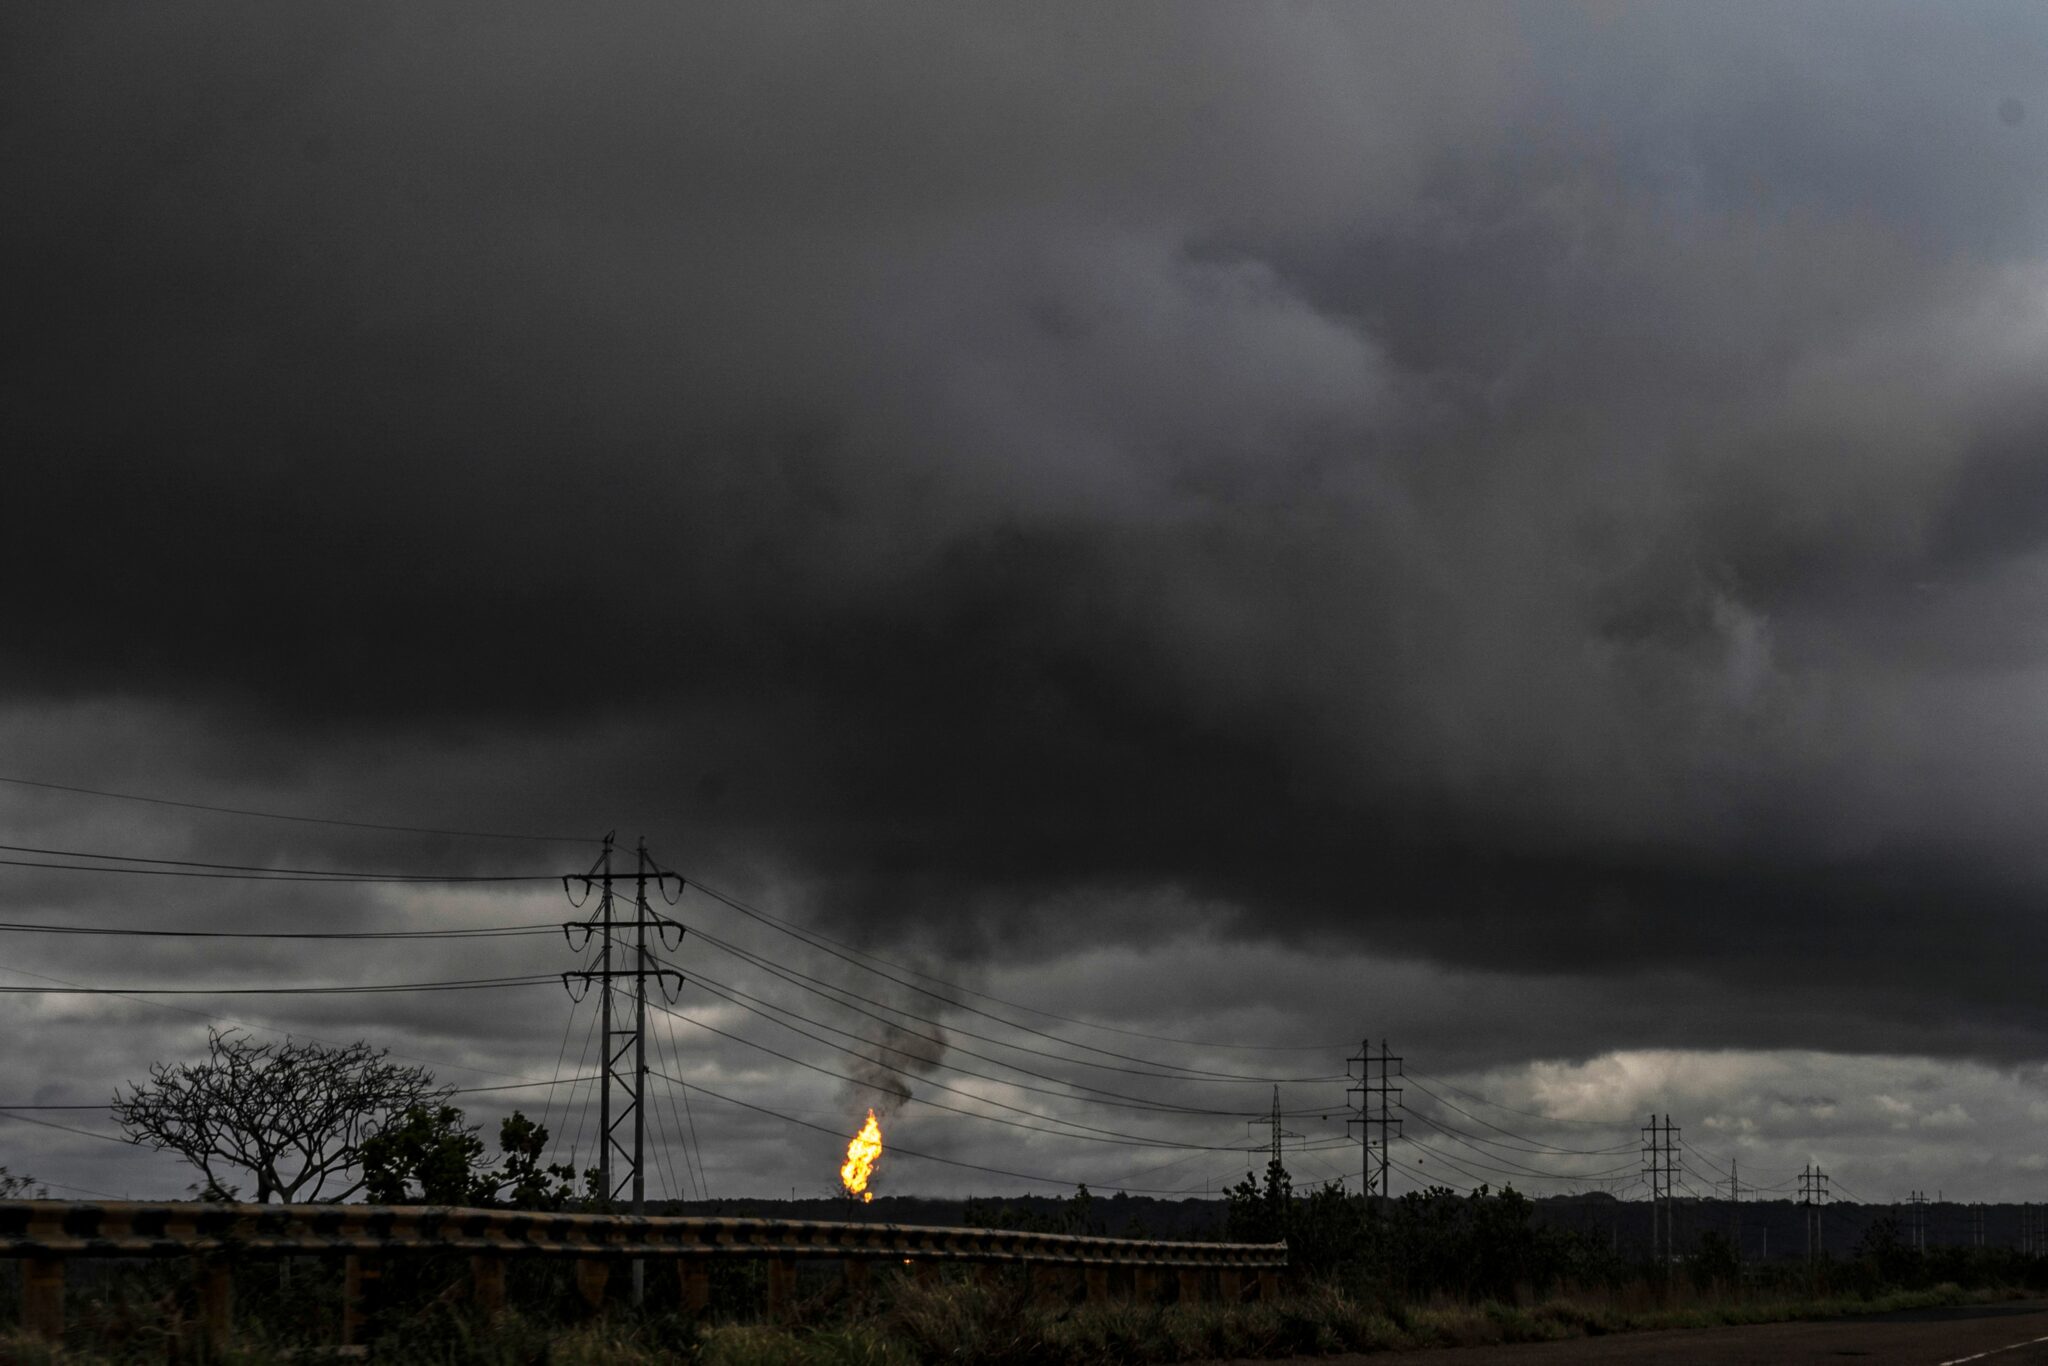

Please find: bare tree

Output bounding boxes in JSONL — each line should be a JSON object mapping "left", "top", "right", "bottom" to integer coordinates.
{"left": 114, "top": 1029, "right": 449, "bottom": 1203}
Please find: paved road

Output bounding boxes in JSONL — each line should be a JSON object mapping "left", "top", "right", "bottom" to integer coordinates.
{"left": 1210, "top": 1300, "right": 2048, "bottom": 1365}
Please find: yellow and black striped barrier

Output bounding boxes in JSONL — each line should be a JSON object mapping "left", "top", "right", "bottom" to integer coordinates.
{"left": 1, "top": 1200, "right": 1288, "bottom": 1343}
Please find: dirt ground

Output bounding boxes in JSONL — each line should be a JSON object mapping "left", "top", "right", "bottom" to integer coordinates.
{"left": 1208, "top": 1299, "right": 2048, "bottom": 1366}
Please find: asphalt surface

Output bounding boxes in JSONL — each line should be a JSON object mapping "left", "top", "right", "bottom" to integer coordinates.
{"left": 1209, "top": 1300, "right": 2048, "bottom": 1365}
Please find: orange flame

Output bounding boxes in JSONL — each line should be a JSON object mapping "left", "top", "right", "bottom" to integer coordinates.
{"left": 840, "top": 1108, "right": 883, "bottom": 1203}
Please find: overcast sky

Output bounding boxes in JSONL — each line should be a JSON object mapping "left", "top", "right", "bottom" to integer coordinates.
{"left": 4, "top": 2, "right": 2048, "bottom": 1212}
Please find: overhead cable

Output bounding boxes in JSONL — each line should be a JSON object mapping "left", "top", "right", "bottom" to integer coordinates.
{"left": 0, "top": 856, "right": 550, "bottom": 884}
{"left": 686, "top": 923, "right": 1339, "bottom": 1086}
{"left": 687, "top": 878, "right": 1342, "bottom": 1054}
{"left": 0, "top": 974, "right": 556, "bottom": 996}
{"left": 0, "top": 773, "right": 588, "bottom": 844}
{"left": 649, "top": 991, "right": 1252, "bottom": 1153}
{"left": 1403, "top": 1067, "right": 1633, "bottom": 1129}
{"left": 0, "top": 919, "right": 557, "bottom": 940}
{"left": 662, "top": 1072, "right": 1311, "bottom": 1197}
{"left": 690, "top": 884, "right": 1343, "bottom": 1078}
{"left": 678, "top": 953, "right": 1308, "bottom": 1119}
{"left": 1402, "top": 1078, "right": 1637, "bottom": 1155}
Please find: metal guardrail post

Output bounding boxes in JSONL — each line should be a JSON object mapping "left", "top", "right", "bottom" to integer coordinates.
{"left": 342, "top": 1253, "right": 379, "bottom": 1346}
{"left": 574, "top": 1259, "right": 609, "bottom": 1310}
{"left": 1134, "top": 1267, "right": 1159, "bottom": 1302}
{"left": 1084, "top": 1265, "right": 1109, "bottom": 1302}
{"left": 470, "top": 1255, "right": 506, "bottom": 1315}
{"left": 1257, "top": 1268, "right": 1279, "bottom": 1301}
{"left": 199, "top": 1258, "right": 233, "bottom": 1351}
{"left": 841, "top": 1257, "right": 870, "bottom": 1300}
{"left": 1219, "top": 1268, "right": 1244, "bottom": 1302}
{"left": 1031, "top": 1264, "right": 1063, "bottom": 1306}
{"left": 679, "top": 1263, "right": 709, "bottom": 1313}
{"left": 764, "top": 1257, "right": 796, "bottom": 1319}
{"left": 1177, "top": 1267, "right": 1203, "bottom": 1303}
{"left": 22, "top": 1255, "right": 63, "bottom": 1341}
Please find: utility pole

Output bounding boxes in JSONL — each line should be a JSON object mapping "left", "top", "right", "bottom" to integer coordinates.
{"left": 1347, "top": 1041, "right": 1369, "bottom": 1207}
{"left": 562, "top": 834, "right": 684, "bottom": 1305}
{"left": 1728, "top": 1157, "right": 1741, "bottom": 1262}
{"left": 1641, "top": 1115, "right": 1678, "bottom": 1266}
{"left": 1799, "top": 1165, "right": 1829, "bottom": 1260}
{"left": 1268, "top": 1086, "right": 1284, "bottom": 1168}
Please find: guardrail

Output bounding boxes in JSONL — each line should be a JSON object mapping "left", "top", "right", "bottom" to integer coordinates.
{"left": 1, "top": 1200, "right": 1288, "bottom": 1346}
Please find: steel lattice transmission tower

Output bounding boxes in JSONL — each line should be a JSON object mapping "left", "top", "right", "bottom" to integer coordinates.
{"left": 1347, "top": 1038, "right": 1402, "bottom": 1213}
{"left": 561, "top": 834, "right": 684, "bottom": 1303}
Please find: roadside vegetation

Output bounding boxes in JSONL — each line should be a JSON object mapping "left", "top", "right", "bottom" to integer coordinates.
{"left": 2, "top": 1041, "right": 2042, "bottom": 1361}
{"left": 1, "top": 1169, "right": 2041, "bottom": 1363}
{"left": 0, "top": 1268, "right": 2024, "bottom": 1365}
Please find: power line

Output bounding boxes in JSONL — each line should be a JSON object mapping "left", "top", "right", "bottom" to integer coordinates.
{"left": 0, "top": 773, "right": 588, "bottom": 844}
{"left": 688, "top": 883, "right": 1345, "bottom": 1077}
{"left": 677, "top": 953, "right": 1301, "bottom": 1120}
{"left": 686, "top": 879, "right": 1341, "bottom": 1053}
{"left": 1097, "top": 1146, "right": 1220, "bottom": 1192}
{"left": 0, "top": 842, "right": 558, "bottom": 882}
{"left": 685, "top": 922, "right": 1339, "bottom": 1087}
{"left": 538, "top": 930, "right": 604, "bottom": 1142}
{"left": 1402, "top": 1078, "right": 1637, "bottom": 1155}
{"left": 1402, "top": 1068, "right": 1632, "bottom": 1128}
{"left": 0, "top": 1076, "right": 598, "bottom": 1110}
{"left": 675, "top": 1076, "right": 708, "bottom": 1198}
{"left": 0, "top": 1104, "right": 101, "bottom": 1110}
{"left": 0, "top": 856, "right": 548, "bottom": 884}
{"left": 0, "top": 1110, "right": 134, "bottom": 1146}
{"left": 450, "top": 1075, "right": 605, "bottom": 1096}
{"left": 1683, "top": 1144, "right": 1737, "bottom": 1182}
{"left": 24, "top": 1178, "right": 133, "bottom": 1200}
{"left": 1390, "top": 1153, "right": 1475, "bottom": 1195}
{"left": 657, "top": 1008, "right": 710, "bottom": 1200}
{"left": 650, "top": 1012, "right": 703, "bottom": 1201}
{"left": 558, "top": 983, "right": 607, "bottom": 1180}
{"left": 0, "top": 918, "right": 558, "bottom": 940}
{"left": 1400, "top": 1107, "right": 1641, "bottom": 1182}
{"left": 659, "top": 1072, "right": 1299, "bottom": 1197}
{"left": 0, "top": 974, "right": 556, "bottom": 996}
{"left": 0, "top": 963, "right": 550, "bottom": 1084}
{"left": 649, "top": 988, "right": 1253, "bottom": 1153}
{"left": 1398, "top": 1107, "right": 1640, "bottom": 1185}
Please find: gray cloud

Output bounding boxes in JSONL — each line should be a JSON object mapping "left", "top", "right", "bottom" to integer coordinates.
{"left": 4, "top": 2, "right": 2048, "bottom": 1199}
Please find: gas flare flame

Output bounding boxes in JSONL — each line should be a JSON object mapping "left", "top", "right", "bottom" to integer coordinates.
{"left": 840, "top": 1108, "right": 882, "bottom": 1203}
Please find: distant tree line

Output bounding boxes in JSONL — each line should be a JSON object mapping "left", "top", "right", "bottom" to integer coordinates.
{"left": 974, "top": 1146, "right": 2048, "bottom": 1304}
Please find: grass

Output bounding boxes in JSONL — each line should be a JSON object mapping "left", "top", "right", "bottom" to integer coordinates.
{"left": 0, "top": 1273, "right": 2015, "bottom": 1364}
{"left": 684, "top": 1279, "right": 1997, "bottom": 1363}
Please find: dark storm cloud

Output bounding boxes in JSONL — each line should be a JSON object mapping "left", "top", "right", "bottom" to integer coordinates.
{"left": 7, "top": 0, "right": 2048, "bottom": 1073}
